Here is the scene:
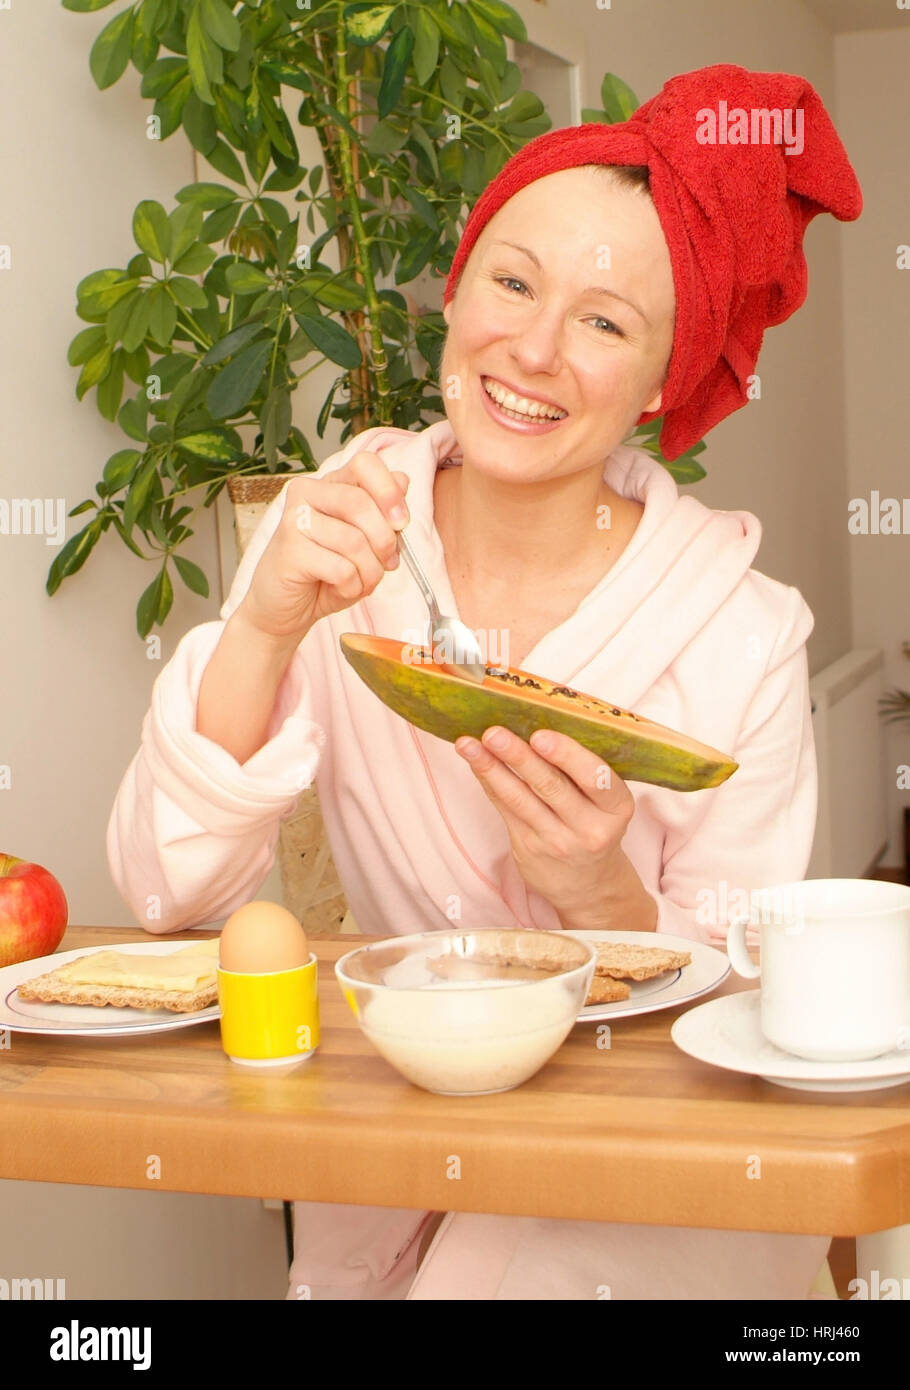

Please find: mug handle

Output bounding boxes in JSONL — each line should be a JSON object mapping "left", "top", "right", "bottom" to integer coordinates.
{"left": 726, "top": 912, "right": 761, "bottom": 980}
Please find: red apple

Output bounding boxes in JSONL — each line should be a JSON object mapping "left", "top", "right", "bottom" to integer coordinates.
{"left": 0, "top": 854, "right": 69, "bottom": 968}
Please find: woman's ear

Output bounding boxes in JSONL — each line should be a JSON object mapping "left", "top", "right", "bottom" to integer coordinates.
{"left": 442, "top": 298, "right": 453, "bottom": 326}
{"left": 642, "top": 386, "right": 663, "bottom": 414}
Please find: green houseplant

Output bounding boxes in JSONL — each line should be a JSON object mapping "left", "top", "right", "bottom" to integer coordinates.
{"left": 55, "top": 0, "right": 706, "bottom": 638}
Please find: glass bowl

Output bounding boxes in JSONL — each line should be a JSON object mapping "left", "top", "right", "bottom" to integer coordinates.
{"left": 335, "top": 929, "right": 596, "bottom": 1096}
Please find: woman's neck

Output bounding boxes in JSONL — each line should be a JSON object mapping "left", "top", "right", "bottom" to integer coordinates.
{"left": 435, "top": 461, "right": 629, "bottom": 593}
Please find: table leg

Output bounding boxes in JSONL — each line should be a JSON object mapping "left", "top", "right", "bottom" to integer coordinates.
{"left": 855, "top": 1224, "right": 910, "bottom": 1298}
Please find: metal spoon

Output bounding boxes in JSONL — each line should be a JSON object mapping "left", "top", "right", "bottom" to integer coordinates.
{"left": 396, "top": 529, "right": 487, "bottom": 683}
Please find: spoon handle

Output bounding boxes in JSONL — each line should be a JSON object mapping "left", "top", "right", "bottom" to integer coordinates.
{"left": 397, "top": 530, "right": 442, "bottom": 627}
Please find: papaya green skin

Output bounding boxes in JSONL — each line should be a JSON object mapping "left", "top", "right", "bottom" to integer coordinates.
{"left": 340, "top": 637, "right": 738, "bottom": 794}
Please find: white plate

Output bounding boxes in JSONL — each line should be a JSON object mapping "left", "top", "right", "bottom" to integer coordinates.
{"left": 567, "top": 930, "right": 730, "bottom": 1023}
{"left": 0, "top": 941, "right": 221, "bottom": 1038}
{"left": 671, "top": 992, "right": 910, "bottom": 1092}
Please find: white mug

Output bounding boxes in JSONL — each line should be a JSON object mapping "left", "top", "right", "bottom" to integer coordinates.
{"left": 726, "top": 878, "right": 910, "bottom": 1062}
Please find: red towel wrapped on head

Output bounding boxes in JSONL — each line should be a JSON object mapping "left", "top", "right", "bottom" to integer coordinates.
{"left": 443, "top": 63, "right": 863, "bottom": 461}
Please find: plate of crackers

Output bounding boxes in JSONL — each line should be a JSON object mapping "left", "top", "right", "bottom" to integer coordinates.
{"left": 0, "top": 939, "right": 221, "bottom": 1037}
{"left": 568, "top": 931, "right": 730, "bottom": 1022}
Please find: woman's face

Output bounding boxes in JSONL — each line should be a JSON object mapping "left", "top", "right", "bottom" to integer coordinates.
{"left": 440, "top": 166, "right": 676, "bottom": 484}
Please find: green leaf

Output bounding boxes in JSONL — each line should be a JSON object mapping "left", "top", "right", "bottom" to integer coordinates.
{"left": 62, "top": 0, "right": 119, "bottom": 9}
{"left": 174, "top": 554, "right": 210, "bottom": 598}
{"left": 137, "top": 567, "right": 172, "bottom": 638}
{"left": 294, "top": 313, "right": 362, "bottom": 370}
{"left": 172, "top": 241, "right": 216, "bottom": 274}
{"left": 225, "top": 261, "right": 271, "bottom": 294}
{"left": 600, "top": 72, "right": 639, "bottom": 125}
{"left": 312, "top": 275, "right": 367, "bottom": 312}
{"left": 182, "top": 89, "right": 218, "bottom": 152}
{"left": 316, "top": 375, "right": 340, "bottom": 438}
{"left": 365, "top": 118, "right": 409, "bottom": 157}
{"left": 468, "top": 7, "right": 506, "bottom": 67}
{"left": 176, "top": 430, "right": 242, "bottom": 461}
{"left": 262, "top": 385, "right": 292, "bottom": 466}
{"left": 407, "top": 121, "right": 439, "bottom": 179}
{"left": 186, "top": 3, "right": 216, "bottom": 104}
{"left": 97, "top": 355, "right": 125, "bottom": 420}
{"left": 343, "top": 3, "right": 395, "bottom": 45}
{"left": 122, "top": 293, "right": 153, "bottom": 352}
{"left": 103, "top": 448, "right": 142, "bottom": 492}
{"left": 76, "top": 343, "right": 113, "bottom": 398}
{"left": 400, "top": 185, "right": 439, "bottom": 232}
{"left": 205, "top": 137, "right": 246, "bottom": 184}
{"left": 133, "top": 200, "right": 172, "bottom": 263}
{"left": 412, "top": 5, "right": 439, "bottom": 86}
{"left": 127, "top": 253, "right": 152, "bottom": 277}
{"left": 46, "top": 520, "right": 103, "bottom": 597}
{"left": 140, "top": 56, "right": 187, "bottom": 98}
{"left": 119, "top": 395, "right": 149, "bottom": 441}
{"left": 260, "top": 61, "right": 311, "bottom": 93}
{"left": 499, "top": 90, "right": 545, "bottom": 128}
{"left": 200, "top": 0, "right": 241, "bottom": 51}
{"left": 169, "top": 275, "right": 209, "bottom": 309}
{"left": 201, "top": 320, "right": 266, "bottom": 364}
{"left": 470, "top": 0, "right": 527, "bottom": 43}
{"left": 148, "top": 283, "right": 178, "bottom": 344}
{"left": 175, "top": 181, "right": 239, "bottom": 209}
{"left": 201, "top": 200, "right": 241, "bottom": 243}
{"left": 154, "top": 73, "right": 192, "bottom": 139}
{"left": 68, "top": 325, "right": 107, "bottom": 366}
{"left": 105, "top": 287, "right": 142, "bottom": 345}
{"left": 394, "top": 225, "right": 436, "bottom": 284}
{"left": 89, "top": 7, "right": 135, "bottom": 90}
{"left": 76, "top": 269, "right": 138, "bottom": 315}
{"left": 378, "top": 25, "right": 415, "bottom": 121}
{"left": 123, "top": 344, "right": 151, "bottom": 385}
{"left": 122, "top": 456, "right": 159, "bottom": 534}
{"left": 206, "top": 338, "right": 273, "bottom": 418}
{"left": 69, "top": 499, "right": 97, "bottom": 517}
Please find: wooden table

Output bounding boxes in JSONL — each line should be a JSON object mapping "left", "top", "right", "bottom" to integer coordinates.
{"left": 2, "top": 926, "right": 909, "bottom": 1248}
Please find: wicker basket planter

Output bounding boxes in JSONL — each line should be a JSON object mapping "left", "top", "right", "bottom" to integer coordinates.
{"left": 227, "top": 474, "right": 357, "bottom": 934}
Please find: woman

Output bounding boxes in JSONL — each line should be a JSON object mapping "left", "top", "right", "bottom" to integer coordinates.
{"left": 107, "top": 64, "right": 861, "bottom": 1299}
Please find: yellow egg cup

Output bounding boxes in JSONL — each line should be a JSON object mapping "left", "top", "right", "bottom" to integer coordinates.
{"left": 217, "top": 955, "right": 319, "bottom": 1067}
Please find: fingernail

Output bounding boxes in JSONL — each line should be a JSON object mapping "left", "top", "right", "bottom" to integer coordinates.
{"left": 484, "top": 728, "right": 509, "bottom": 751}
{"left": 531, "top": 730, "right": 555, "bottom": 754}
{"left": 456, "top": 737, "right": 481, "bottom": 759}
{"left": 390, "top": 504, "right": 409, "bottom": 527}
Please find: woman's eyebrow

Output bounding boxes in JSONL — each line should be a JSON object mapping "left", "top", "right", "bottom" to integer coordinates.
{"left": 488, "top": 239, "right": 650, "bottom": 325}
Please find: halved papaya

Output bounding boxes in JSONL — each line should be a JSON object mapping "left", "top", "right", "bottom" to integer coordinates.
{"left": 340, "top": 634, "right": 738, "bottom": 792}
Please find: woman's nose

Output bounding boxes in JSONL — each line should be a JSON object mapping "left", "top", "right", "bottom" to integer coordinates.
{"left": 508, "top": 307, "right": 565, "bottom": 373}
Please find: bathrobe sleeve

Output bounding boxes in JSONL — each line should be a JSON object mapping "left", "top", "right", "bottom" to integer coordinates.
{"left": 106, "top": 480, "right": 326, "bottom": 932}
{"left": 651, "top": 587, "right": 817, "bottom": 947}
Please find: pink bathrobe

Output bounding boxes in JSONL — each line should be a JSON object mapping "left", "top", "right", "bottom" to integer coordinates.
{"left": 107, "top": 419, "right": 830, "bottom": 1299}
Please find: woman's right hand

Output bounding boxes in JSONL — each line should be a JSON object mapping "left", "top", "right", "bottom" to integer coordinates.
{"left": 236, "top": 451, "right": 411, "bottom": 644}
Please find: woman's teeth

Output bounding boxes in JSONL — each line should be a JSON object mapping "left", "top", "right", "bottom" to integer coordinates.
{"left": 482, "top": 377, "right": 567, "bottom": 421}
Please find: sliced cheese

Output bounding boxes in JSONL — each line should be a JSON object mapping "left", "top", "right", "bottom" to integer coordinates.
{"left": 56, "top": 938, "right": 220, "bottom": 992}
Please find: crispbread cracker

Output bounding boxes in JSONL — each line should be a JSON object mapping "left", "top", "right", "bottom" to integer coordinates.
{"left": 16, "top": 969, "right": 217, "bottom": 1014}
{"left": 584, "top": 975, "right": 631, "bottom": 1005}
{"left": 594, "top": 942, "right": 691, "bottom": 981}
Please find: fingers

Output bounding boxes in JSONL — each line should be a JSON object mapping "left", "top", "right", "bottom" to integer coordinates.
{"left": 456, "top": 727, "right": 634, "bottom": 834}
{"left": 337, "top": 451, "right": 411, "bottom": 530}
{"left": 293, "top": 508, "right": 388, "bottom": 599}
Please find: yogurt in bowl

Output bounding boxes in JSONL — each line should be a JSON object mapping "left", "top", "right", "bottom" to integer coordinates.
{"left": 335, "top": 929, "right": 596, "bottom": 1095}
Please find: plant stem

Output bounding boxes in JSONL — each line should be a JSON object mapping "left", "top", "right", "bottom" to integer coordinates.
{"left": 333, "top": 9, "right": 392, "bottom": 423}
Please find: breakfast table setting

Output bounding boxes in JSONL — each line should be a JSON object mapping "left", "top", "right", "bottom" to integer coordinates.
{"left": 3, "top": 883, "right": 910, "bottom": 1306}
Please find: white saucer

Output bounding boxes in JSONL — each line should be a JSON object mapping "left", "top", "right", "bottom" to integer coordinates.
{"left": 671, "top": 992, "right": 910, "bottom": 1092}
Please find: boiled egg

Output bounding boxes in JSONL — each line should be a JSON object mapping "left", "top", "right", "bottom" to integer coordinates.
{"left": 219, "top": 901, "right": 309, "bottom": 974}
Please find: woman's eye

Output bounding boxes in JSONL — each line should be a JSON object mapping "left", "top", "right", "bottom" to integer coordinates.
{"left": 493, "top": 278, "right": 622, "bottom": 336}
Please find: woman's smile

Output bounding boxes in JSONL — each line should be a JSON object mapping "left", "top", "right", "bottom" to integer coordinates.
{"left": 477, "top": 372, "right": 569, "bottom": 435}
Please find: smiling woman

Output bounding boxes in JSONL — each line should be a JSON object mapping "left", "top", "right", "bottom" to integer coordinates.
{"left": 108, "top": 63, "right": 862, "bottom": 1303}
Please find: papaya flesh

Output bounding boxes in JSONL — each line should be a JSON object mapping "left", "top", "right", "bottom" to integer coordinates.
{"left": 340, "top": 634, "right": 738, "bottom": 793}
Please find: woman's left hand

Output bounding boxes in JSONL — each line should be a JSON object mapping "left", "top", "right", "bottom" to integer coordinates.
{"left": 454, "top": 724, "right": 635, "bottom": 923}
